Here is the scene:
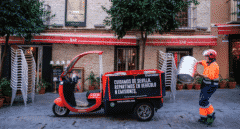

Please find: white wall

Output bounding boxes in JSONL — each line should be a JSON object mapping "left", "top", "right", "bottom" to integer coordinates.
{"left": 42, "top": 0, "right": 66, "bottom": 26}
{"left": 42, "top": 0, "right": 112, "bottom": 28}
{"left": 197, "top": 0, "right": 211, "bottom": 31}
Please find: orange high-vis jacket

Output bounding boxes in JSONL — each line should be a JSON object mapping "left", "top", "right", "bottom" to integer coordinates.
{"left": 200, "top": 60, "right": 219, "bottom": 80}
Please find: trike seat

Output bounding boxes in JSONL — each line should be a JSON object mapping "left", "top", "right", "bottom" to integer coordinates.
{"left": 76, "top": 100, "right": 88, "bottom": 107}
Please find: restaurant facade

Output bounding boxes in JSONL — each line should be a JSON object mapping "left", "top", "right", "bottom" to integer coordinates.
{"left": 0, "top": 0, "right": 239, "bottom": 91}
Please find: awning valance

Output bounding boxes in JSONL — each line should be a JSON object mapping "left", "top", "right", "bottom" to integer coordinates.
{"left": 215, "top": 24, "right": 240, "bottom": 35}
{"left": 146, "top": 35, "right": 217, "bottom": 46}
{"left": 0, "top": 33, "right": 137, "bottom": 46}
{"left": 0, "top": 33, "right": 217, "bottom": 46}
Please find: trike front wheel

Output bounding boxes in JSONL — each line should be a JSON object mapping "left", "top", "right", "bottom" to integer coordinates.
{"left": 52, "top": 103, "right": 70, "bottom": 117}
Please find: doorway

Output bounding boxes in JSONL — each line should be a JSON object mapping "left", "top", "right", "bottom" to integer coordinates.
{"left": 18, "top": 45, "right": 43, "bottom": 92}
{"left": 229, "top": 35, "right": 240, "bottom": 84}
{"left": 166, "top": 48, "right": 193, "bottom": 67}
{"left": 115, "top": 46, "right": 139, "bottom": 71}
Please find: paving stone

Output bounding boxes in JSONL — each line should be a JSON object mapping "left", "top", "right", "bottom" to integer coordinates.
{"left": 0, "top": 88, "right": 240, "bottom": 129}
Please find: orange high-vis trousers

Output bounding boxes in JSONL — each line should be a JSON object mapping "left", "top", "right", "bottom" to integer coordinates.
{"left": 199, "top": 80, "right": 218, "bottom": 117}
{"left": 199, "top": 104, "right": 214, "bottom": 117}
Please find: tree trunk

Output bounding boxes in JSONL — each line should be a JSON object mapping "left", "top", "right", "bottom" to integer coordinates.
{"left": 0, "top": 34, "right": 10, "bottom": 79}
{"left": 141, "top": 32, "right": 147, "bottom": 70}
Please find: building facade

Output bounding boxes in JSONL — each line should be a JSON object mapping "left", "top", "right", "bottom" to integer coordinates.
{"left": 1, "top": 0, "right": 239, "bottom": 91}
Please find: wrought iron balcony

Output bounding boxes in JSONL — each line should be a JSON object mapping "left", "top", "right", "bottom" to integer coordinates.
{"left": 175, "top": 6, "right": 197, "bottom": 30}
{"left": 229, "top": 0, "right": 240, "bottom": 22}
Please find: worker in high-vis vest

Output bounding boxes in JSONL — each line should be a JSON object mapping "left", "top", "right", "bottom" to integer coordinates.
{"left": 195, "top": 49, "right": 219, "bottom": 125}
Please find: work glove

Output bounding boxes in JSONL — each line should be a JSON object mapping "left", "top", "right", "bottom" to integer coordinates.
{"left": 194, "top": 71, "right": 200, "bottom": 77}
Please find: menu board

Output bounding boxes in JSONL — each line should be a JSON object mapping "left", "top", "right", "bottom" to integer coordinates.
{"left": 66, "top": 0, "right": 85, "bottom": 22}
{"left": 109, "top": 74, "right": 161, "bottom": 99}
{"left": 52, "top": 66, "right": 63, "bottom": 80}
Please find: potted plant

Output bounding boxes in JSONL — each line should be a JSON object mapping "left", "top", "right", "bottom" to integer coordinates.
{"left": 0, "top": 79, "right": 2, "bottom": 96}
{"left": 86, "top": 71, "right": 97, "bottom": 90}
{"left": 0, "top": 80, "right": 2, "bottom": 96}
{"left": 228, "top": 77, "right": 236, "bottom": 89}
{"left": 0, "top": 97, "right": 4, "bottom": 108}
{"left": 0, "top": 78, "right": 12, "bottom": 105}
{"left": 38, "top": 79, "right": 51, "bottom": 94}
{"left": 37, "top": 83, "right": 45, "bottom": 94}
{"left": 219, "top": 74, "right": 228, "bottom": 89}
{"left": 176, "top": 81, "right": 183, "bottom": 90}
{"left": 219, "top": 79, "right": 228, "bottom": 89}
{"left": 186, "top": 82, "right": 194, "bottom": 90}
{"left": 194, "top": 77, "right": 202, "bottom": 90}
{"left": 165, "top": 86, "right": 171, "bottom": 91}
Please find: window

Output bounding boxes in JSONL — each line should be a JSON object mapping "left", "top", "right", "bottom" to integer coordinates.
{"left": 230, "top": 0, "right": 240, "bottom": 21}
{"left": 238, "top": 1, "right": 240, "bottom": 18}
{"left": 166, "top": 48, "right": 193, "bottom": 67}
{"left": 115, "top": 47, "right": 139, "bottom": 71}
{"left": 65, "top": 0, "right": 87, "bottom": 27}
{"left": 42, "top": 4, "right": 51, "bottom": 26}
{"left": 175, "top": 0, "right": 197, "bottom": 29}
{"left": 176, "top": 0, "right": 188, "bottom": 28}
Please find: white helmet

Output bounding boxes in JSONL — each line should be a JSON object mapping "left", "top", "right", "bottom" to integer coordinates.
{"left": 202, "top": 49, "right": 217, "bottom": 58}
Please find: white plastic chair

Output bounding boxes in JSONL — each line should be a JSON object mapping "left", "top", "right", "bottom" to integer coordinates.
{"left": 10, "top": 47, "right": 28, "bottom": 106}
{"left": 158, "top": 51, "right": 177, "bottom": 102}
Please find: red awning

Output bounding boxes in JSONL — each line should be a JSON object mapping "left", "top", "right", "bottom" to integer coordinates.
{"left": 215, "top": 24, "right": 240, "bottom": 35}
{"left": 0, "top": 33, "right": 217, "bottom": 46}
{"left": 0, "top": 33, "right": 137, "bottom": 46}
{"left": 146, "top": 35, "right": 217, "bottom": 46}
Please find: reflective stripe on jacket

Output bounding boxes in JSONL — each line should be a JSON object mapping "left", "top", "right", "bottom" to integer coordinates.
{"left": 201, "top": 60, "right": 219, "bottom": 80}
{"left": 202, "top": 78, "right": 219, "bottom": 85}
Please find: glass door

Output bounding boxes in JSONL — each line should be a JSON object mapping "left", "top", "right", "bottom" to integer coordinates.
{"left": 116, "top": 47, "right": 138, "bottom": 71}
{"left": 166, "top": 48, "right": 192, "bottom": 67}
{"left": 229, "top": 39, "right": 240, "bottom": 84}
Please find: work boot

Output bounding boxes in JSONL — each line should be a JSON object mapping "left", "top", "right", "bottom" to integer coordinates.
{"left": 211, "top": 112, "right": 216, "bottom": 120}
{"left": 198, "top": 117, "right": 207, "bottom": 124}
{"left": 206, "top": 112, "right": 216, "bottom": 125}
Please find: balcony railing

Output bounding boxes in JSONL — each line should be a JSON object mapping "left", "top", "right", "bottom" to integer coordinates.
{"left": 175, "top": 6, "right": 197, "bottom": 30}
{"left": 229, "top": 0, "right": 240, "bottom": 22}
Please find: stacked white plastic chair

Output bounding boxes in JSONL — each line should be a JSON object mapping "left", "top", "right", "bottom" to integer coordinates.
{"left": 24, "top": 49, "right": 36, "bottom": 103}
{"left": 158, "top": 51, "right": 177, "bottom": 102}
{"left": 158, "top": 51, "right": 167, "bottom": 72}
{"left": 10, "top": 47, "right": 28, "bottom": 106}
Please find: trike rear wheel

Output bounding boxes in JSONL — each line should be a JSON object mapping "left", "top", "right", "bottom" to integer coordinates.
{"left": 134, "top": 102, "right": 154, "bottom": 121}
{"left": 52, "top": 103, "right": 70, "bottom": 117}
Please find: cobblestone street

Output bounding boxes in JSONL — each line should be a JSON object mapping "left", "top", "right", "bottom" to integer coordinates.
{"left": 0, "top": 86, "right": 240, "bottom": 129}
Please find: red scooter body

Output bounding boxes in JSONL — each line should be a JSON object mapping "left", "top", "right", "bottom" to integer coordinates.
{"left": 53, "top": 51, "right": 103, "bottom": 116}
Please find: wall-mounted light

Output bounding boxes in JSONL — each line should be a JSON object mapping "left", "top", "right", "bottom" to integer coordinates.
{"left": 67, "top": 60, "right": 71, "bottom": 64}
{"left": 61, "top": 60, "right": 65, "bottom": 65}
{"left": 55, "top": 61, "right": 60, "bottom": 65}
{"left": 50, "top": 60, "right": 54, "bottom": 65}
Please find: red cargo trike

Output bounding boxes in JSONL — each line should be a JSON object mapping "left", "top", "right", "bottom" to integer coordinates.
{"left": 52, "top": 51, "right": 165, "bottom": 121}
